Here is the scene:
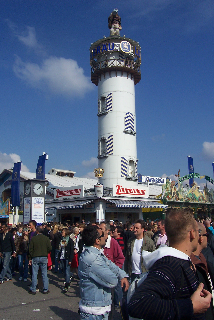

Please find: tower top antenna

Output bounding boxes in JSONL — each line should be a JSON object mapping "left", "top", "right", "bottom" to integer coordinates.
{"left": 108, "top": 9, "right": 122, "bottom": 36}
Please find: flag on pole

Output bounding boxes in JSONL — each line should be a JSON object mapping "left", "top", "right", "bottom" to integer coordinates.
{"left": 11, "top": 162, "right": 21, "bottom": 207}
{"left": 36, "top": 153, "right": 48, "bottom": 180}
{"left": 212, "top": 162, "right": 214, "bottom": 178}
{"left": 187, "top": 156, "right": 194, "bottom": 187}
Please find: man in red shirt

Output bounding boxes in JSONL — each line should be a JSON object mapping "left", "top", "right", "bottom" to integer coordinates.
{"left": 111, "top": 226, "right": 125, "bottom": 255}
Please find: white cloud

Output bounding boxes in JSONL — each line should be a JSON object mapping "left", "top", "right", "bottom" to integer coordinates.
{"left": 82, "top": 157, "right": 98, "bottom": 167}
{"left": 202, "top": 142, "right": 214, "bottom": 160}
{"left": 7, "top": 21, "right": 93, "bottom": 97}
{"left": 0, "top": 152, "right": 29, "bottom": 173}
{"left": 130, "top": 0, "right": 214, "bottom": 34}
{"left": 6, "top": 20, "right": 43, "bottom": 51}
{"left": 13, "top": 56, "right": 93, "bottom": 97}
{"left": 17, "top": 26, "right": 39, "bottom": 48}
{"left": 82, "top": 171, "right": 98, "bottom": 179}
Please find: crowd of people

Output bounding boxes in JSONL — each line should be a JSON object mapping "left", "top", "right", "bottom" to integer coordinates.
{"left": 0, "top": 210, "right": 214, "bottom": 319}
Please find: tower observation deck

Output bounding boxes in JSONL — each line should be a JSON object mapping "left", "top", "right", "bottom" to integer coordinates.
{"left": 90, "top": 9, "right": 141, "bottom": 190}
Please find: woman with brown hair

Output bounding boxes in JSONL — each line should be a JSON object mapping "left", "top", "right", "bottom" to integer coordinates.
{"left": 59, "top": 228, "right": 74, "bottom": 292}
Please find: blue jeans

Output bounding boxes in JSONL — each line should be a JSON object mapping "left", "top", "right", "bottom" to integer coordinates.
{"left": 54, "top": 249, "right": 60, "bottom": 272}
{"left": 18, "top": 253, "right": 28, "bottom": 279}
{"left": 114, "top": 280, "right": 123, "bottom": 306}
{"left": 0, "top": 252, "right": 12, "bottom": 281}
{"left": 31, "top": 257, "right": 48, "bottom": 292}
{"left": 80, "top": 312, "right": 109, "bottom": 320}
{"left": 61, "top": 259, "right": 70, "bottom": 284}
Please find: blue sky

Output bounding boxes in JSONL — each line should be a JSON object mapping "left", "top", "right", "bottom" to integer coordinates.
{"left": 1, "top": 0, "right": 214, "bottom": 186}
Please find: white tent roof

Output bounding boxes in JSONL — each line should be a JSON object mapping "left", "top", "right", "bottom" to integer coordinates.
{"left": 20, "top": 171, "right": 97, "bottom": 190}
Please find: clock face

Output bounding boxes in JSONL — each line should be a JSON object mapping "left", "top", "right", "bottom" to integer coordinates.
{"left": 33, "top": 183, "right": 44, "bottom": 195}
{"left": 25, "top": 183, "right": 31, "bottom": 195}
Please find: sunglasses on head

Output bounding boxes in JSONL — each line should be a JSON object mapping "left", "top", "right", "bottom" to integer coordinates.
{"left": 199, "top": 230, "right": 208, "bottom": 237}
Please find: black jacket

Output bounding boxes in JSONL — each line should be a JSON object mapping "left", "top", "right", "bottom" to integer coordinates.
{"left": 0, "top": 232, "right": 16, "bottom": 253}
{"left": 59, "top": 238, "right": 74, "bottom": 263}
{"left": 128, "top": 255, "right": 205, "bottom": 320}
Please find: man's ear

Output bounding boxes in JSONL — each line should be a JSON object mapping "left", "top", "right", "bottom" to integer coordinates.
{"left": 199, "top": 235, "right": 203, "bottom": 245}
{"left": 94, "top": 238, "right": 100, "bottom": 245}
{"left": 190, "top": 229, "right": 196, "bottom": 240}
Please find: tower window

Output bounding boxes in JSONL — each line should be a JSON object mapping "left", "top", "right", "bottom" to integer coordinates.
{"left": 125, "top": 159, "right": 138, "bottom": 180}
{"left": 98, "top": 96, "right": 106, "bottom": 114}
{"left": 128, "top": 160, "right": 135, "bottom": 177}
{"left": 98, "top": 137, "right": 107, "bottom": 158}
{"left": 98, "top": 93, "right": 113, "bottom": 115}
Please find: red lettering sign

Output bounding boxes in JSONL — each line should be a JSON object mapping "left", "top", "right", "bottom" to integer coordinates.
{"left": 115, "top": 185, "right": 146, "bottom": 196}
{"left": 56, "top": 188, "right": 81, "bottom": 198}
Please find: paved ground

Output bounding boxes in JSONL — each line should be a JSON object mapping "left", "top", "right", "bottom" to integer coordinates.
{"left": 0, "top": 271, "right": 122, "bottom": 320}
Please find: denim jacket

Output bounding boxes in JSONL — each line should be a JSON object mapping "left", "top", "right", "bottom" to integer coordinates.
{"left": 78, "top": 246, "right": 127, "bottom": 308}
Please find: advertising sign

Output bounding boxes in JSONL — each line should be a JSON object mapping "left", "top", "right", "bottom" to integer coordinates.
{"left": 23, "top": 197, "right": 31, "bottom": 224}
{"left": 0, "top": 197, "right": 9, "bottom": 218}
{"left": 54, "top": 186, "right": 84, "bottom": 200}
{"left": 32, "top": 197, "right": 44, "bottom": 223}
{"left": 113, "top": 184, "right": 149, "bottom": 198}
{"left": 95, "top": 184, "right": 103, "bottom": 198}
{"left": 140, "top": 176, "right": 167, "bottom": 185}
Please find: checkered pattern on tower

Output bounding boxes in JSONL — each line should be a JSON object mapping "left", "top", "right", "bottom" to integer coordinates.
{"left": 125, "top": 112, "right": 134, "bottom": 131}
{"left": 121, "top": 157, "right": 128, "bottom": 177}
{"left": 106, "top": 135, "right": 113, "bottom": 155}
{"left": 135, "top": 160, "right": 138, "bottom": 177}
{"left": 106, "top": 93, "right": 113, "bottom": 112}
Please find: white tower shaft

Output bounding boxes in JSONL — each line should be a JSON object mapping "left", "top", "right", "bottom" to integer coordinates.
{"left": 90, "top": 16, "right": 141, "bottom": 190}
{"left": 98, "top": 72, "right": 137, "bottom": 188}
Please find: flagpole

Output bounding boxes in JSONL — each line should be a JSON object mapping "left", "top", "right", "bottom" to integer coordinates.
{"left": 15, "top": 206, "right": 19, "bottom": 225}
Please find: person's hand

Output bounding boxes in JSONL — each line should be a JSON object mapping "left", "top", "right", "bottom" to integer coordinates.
{"left": 191, "top": 283, "right": 212, "bottom": 314}
{"left": 29, "top": 260, "right": 32, "bottom": 266}
{"left": 121, "top": 277, "right": 129, "bottom": 292}
{"left": 0, "top": 252, "right": 2, "bottom": 258}
{"left": 12, "top": 252, "right": 16, "bottom": 258}
{"left": 68, "top": 261, "right": 71, "bottom": 265}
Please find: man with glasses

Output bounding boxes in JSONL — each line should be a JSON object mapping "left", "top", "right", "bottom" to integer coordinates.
{"left": 191, "top": 222, "right": 214, "bottom": 319}
{"left": 78, "top": 225, "right": 129, "bottom": 320}
{"left": 128, "top": 209, "right": 212, "bottom": 320}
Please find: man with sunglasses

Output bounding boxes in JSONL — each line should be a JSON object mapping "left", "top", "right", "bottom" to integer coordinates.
{"left": 191, "top": 222, "right": 214, "bottom": 319}
{"left": 78, "top": 225, "right": 129, "bottom": 320}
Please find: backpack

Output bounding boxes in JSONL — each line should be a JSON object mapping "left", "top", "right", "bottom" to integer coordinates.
{"left": 121, "top": 267, "right": 185, "bottom": 320}
{"left": 120, "top": 273, "right": 148, "bottom": 320}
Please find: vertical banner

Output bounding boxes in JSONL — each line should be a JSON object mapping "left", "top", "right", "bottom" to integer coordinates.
{"left": 11, "top": 162, "right": 21, "bottom": 207}
{"left": 187, "top": 156, "right": 194, "bottom": 187}
{"left": 212, "top": 162, "right": 214, "bottom": 178}
{"left": 36, "top": 153, "right": 48, "bottom": 180}
{"left": 23, "top": 197, "right": 31, "bottom": 224}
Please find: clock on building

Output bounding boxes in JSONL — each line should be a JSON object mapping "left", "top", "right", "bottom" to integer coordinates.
{"left": 33, "top": 183, "right": 44, "bottom": 196}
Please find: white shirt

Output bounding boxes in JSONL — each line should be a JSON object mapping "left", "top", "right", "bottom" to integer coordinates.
{"left": 131, "top": 238, "right": 144, "bottom": 274}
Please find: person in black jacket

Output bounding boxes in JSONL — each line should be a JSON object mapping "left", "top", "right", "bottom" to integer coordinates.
{"left": 59, "top": 228, "right": 74, "bottom": 292}
{"left": 51, "top": 225, "right": 62, "bottom": 273}
{"left": 128, "top": 208, "right": 212, "bottom": 320}
{"left": 0, "top": 224, "right": 16, "bottom": 283}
